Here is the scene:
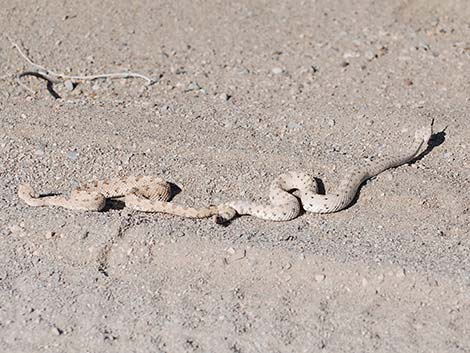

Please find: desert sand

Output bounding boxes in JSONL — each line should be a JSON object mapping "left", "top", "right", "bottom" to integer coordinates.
{"left": 0, "top": 0, "right": 469, "bottom": 352}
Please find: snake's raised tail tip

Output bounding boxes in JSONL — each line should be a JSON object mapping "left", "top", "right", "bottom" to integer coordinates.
{"left": 18, "top": 183, "right": 34, "bottom": 196}
{"left": 18, "top": 184, "right": 38, "bottom": 205}
{"left": 414, "top": 122, "right": 433, "bottom": 145}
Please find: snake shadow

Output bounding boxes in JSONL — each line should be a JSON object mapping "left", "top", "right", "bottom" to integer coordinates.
{"left": 345, "top": 127, "right": 447, "bottom": 210}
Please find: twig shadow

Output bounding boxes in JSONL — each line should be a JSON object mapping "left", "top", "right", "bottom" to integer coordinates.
{"left": 17, "top": 71, "right": 61, "bottom": 99}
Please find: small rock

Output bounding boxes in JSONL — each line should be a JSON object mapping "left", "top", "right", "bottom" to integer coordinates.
{"left": 8, "top": 225, "right": 25, "bottom": 236}
{"left": 0, "top": 227, "right": 12, "bottom": 237}
{"left": 234, "top": 65, "right": 249, "bottom": 75}
{"left": 327, "top": 119, "right": 335, "bottom": 127}
{"left": 51, "top": 326, "right": 63, "bottom": 335}
{"left": 362, "top": 278, "right": 368, "bottom": 287}
{"left": 314, "top": 274, "right": 326, "bottom": 282}
{"left": 185, "top": 82, "right": 201, "bottom": 92}
{"left": 219, "top": 93, "right": 231, "bottom": 101}
{"left": 271, "top": 67, "right": 284, "bottom": 75}
{"left": 340, "top": 61, "right": 350, "bottom": 67}
{"left": 287, "top": 121, "right": 302, "bottom": 130}
{"left": 343, "top": 51, "right": 359, "bottom": 59}
{"left": 396, "top": 268, "right": 406, "bottom": 278}
{"left": 404, "top": 79, "right": 413, "bottom": 86}
{"left": 64, "top": 80, "right": 75, "bottom": 91}
{"left": 443, "top": 152, "right": 453, "bottom": 160}
{"left": 45, "top": 231, "right": 55, "bottom": 239}
{"left": 67, "top": 150, "right": 79, "bottom": 161}
{"left": 34, "top": 145, "right": 46, "bottom": 156}
{"left": 364, "top": 51, "right": 375, "bottom": 61}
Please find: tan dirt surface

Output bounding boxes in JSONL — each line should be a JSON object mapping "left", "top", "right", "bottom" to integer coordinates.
{"left": 1, "top": 0, "right": 469, "bottom": 352}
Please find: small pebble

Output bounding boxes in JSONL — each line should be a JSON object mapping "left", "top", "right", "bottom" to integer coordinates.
{"left": 185, "top": 82, "right": 201, "bottom": 92}
{"left": 396, "top": 268, "right": 406, "bottom": 278}
{"left": 234, "top": 66, "right": 249, "bottom": 75}
{"left": 327, "top": 119, "right": 335, "bottom": 127}
{"left": 45, "top": 231, "right": 54, "bottom": 239}
{"left": 219, "top": 93, "right": 230, "bottom": 101}
{"left": 271, "top": 67, "right": 284, "bottom": 75}
{"left": 404, "top": 79, "right": 413, "bottom": 86}
{"left": 364, "top": 51, "right": 375, "bottom": 61}
{"left": 64, "top": 80, "right": 75, "bottom": 91}
{"left": 8, "top": 225, "right": 24, "bottom": 235}
{"left": 67, "top": 150, "right": 79, "bottom": 161}
{"left": 314, "top": 274, "right": 326, "bottom": 282}
{"left": 443, "top": 152, "right": 453, "bottom": 160}
{"left": 34, "top": 145, "right": 46, "bottom": 156}
{"left": 343, "top": 51, "right": 359, "bottom": 59}
{"left": 287, "top": 121, "right": 302, "bottom": 130}
{"left": 51, "top": 326, "right": 63, "bottom": 335}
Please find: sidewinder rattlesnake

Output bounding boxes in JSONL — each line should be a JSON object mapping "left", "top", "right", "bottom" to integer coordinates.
{"left": 18, "top": 123, "right": 433, "bottom": 222}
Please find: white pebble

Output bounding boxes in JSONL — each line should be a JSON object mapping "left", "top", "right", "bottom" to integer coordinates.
{"left": 396, "top": 268, "right": 406, "bottom": 278}
{"left": 67, "top": 150, "right": 79, "bottom": 161}
{"left": 314, "top": 274, "right": 326, "bottom": 282}
{"left": 64, "top": 80, "right": 75, "bottom": 91}
{"left": 287, "top": 121, "right": 302, "bottom": 130}
{"left": 186, "top": 82, "right": 201, "bottom": 91}
{"left": 364, "top": 51, "right": 375, "bottom": 61}
{"left": 219, "top": 93, "right": 230, "bottom": 101}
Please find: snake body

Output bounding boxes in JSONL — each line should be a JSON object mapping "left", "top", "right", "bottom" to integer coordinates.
{"left": 18, "top": 124, "right": 432, "bottom": 222}
{"left": 223, "top": 124, "right": 432, "bottom": 221}
{"left": 18, "top": 175, "right": 223, "bottom": 218}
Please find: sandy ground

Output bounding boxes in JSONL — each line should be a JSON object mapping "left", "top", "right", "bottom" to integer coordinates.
{"left": 1, "top": 0, "right": 469, "bottom": 352}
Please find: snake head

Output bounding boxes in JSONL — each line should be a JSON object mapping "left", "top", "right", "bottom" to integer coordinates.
{"left": 213, "top": 205, "right": 237, "bottom": 224}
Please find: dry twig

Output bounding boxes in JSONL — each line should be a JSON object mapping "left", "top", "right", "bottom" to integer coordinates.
{"left": 7, "top": 37, "right": 157, "bottom": 95}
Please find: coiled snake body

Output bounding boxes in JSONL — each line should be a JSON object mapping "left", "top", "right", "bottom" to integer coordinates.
{"left": 18, "top": 124, "right": 433, "bottom": 222}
